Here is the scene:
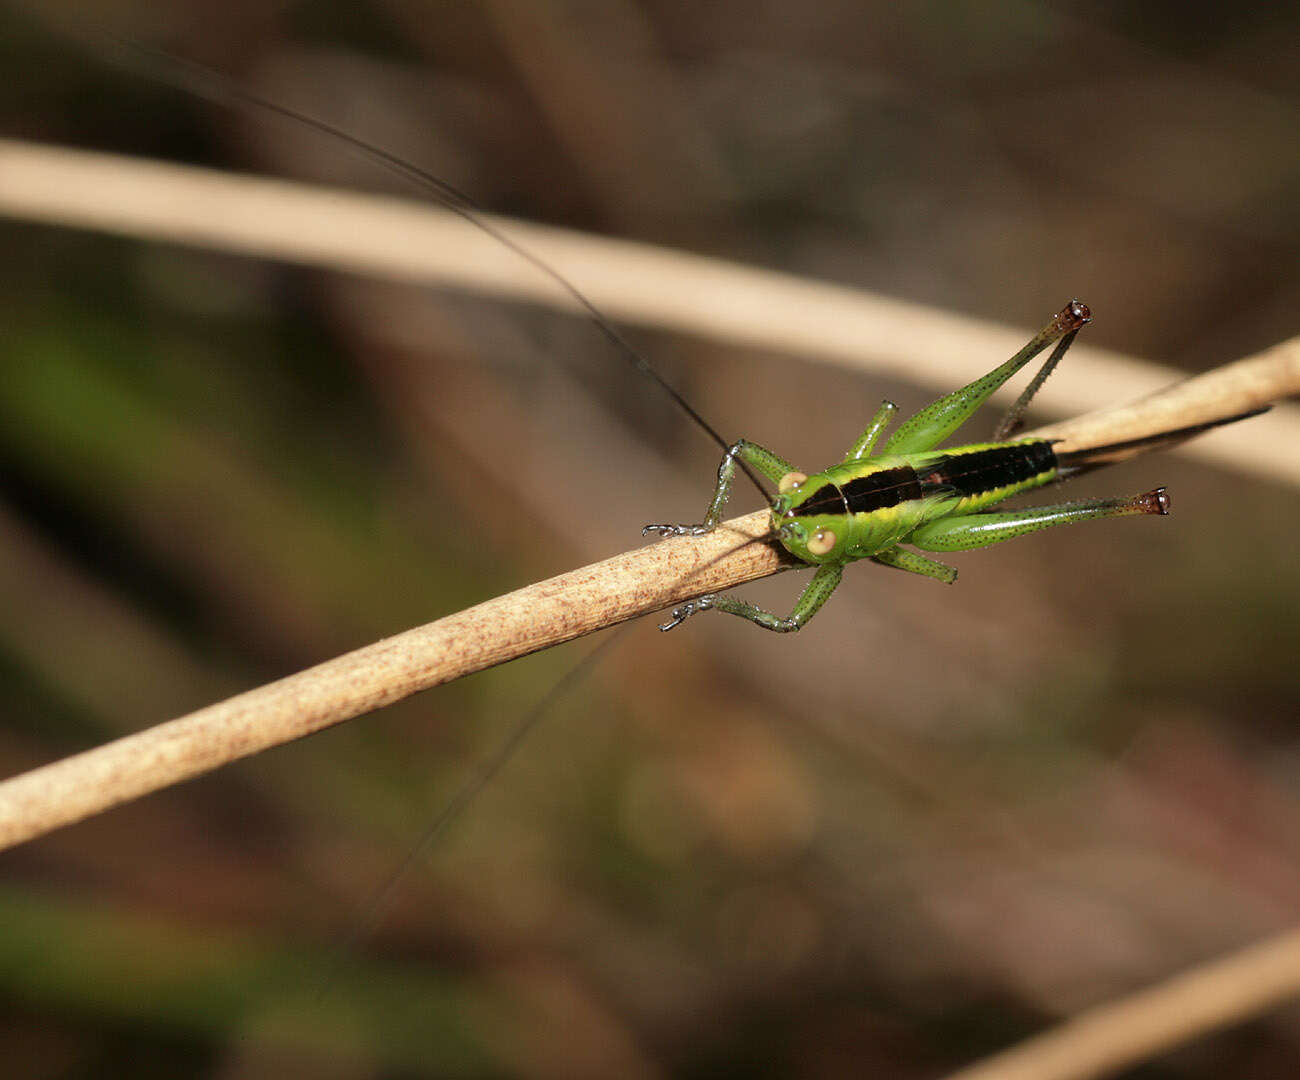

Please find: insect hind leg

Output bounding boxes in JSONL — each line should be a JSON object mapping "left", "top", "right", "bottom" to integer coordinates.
{"left": 884, "top": 301, "right": 1090, "bottom": 456}
{"left": 906, "top": 488, "right": 1169, "bottom": 553}
{"left": 991, "top": 324, "right": 1083, "bottom": 441}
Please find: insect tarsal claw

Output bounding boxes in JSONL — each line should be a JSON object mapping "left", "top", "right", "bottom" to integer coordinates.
{"left": 643, "top": 523, "right": 691, "bottom": 537}
{"left": 657, "top": 609, "right": 687, "bottom": 631}
{"left": 658, "top": 595, "right": 714, "bottom": 631}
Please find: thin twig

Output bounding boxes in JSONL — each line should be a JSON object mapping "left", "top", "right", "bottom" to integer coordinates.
{"left": 0, "top": 138, "right": 1297, "bottom": 482}
{"left": 942, "top": 925, "right": 1300, "bottom": 1080}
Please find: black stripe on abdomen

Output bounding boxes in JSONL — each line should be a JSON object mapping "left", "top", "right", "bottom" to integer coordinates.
{"left": 916, "top": 442, "right": 1057, "bottom": 499}
{"left": 841, "top": 466, "right": 923, "bottom": 515}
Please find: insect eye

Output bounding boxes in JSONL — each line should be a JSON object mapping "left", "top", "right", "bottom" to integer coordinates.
{"left": 807, "top": 528, "right": 837, "bottom": 556}
{"left": 778, "top": 471, "right": 808, "bottom": 494}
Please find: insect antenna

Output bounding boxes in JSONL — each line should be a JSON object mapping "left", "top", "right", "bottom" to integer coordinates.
{"left": 113, "top": 41, "right": 774, "bottom": 506}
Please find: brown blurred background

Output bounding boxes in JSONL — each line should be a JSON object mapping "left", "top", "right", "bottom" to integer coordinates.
{"left": 0, "top": 1, "right": 1298, "bottom": 1076}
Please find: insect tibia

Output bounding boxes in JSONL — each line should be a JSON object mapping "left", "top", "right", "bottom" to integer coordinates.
{"left": 1064, "top": 487, "right": 1170, "bottom": 521}
{"left": 1063, "top": 486, "right": 1171, "bottom": 520}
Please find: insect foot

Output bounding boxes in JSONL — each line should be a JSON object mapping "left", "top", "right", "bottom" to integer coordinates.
{"left": 658, "top": 595, "right": 715, "bottom": 631}
{"left": 1137, "top": 487, "right": 1171, "bottom": 515}
{"left": 642, "top": 523, "right": 711, "bottom": 538}
{"left": 1057, "top": 298, "right": 1092, "bottom": 332}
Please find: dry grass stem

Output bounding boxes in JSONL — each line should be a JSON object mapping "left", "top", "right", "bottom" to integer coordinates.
{"left": 1, "top": 137, "right": 1297, "bottom": 483}
{"left": 943, "top": 925, "right": 1300, "bottom": 1080}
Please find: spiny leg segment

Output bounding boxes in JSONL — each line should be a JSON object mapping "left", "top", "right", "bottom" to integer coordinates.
{"left": 907, "top": 488, "right": 1170, "bottom": 553}
{"left": 991, "top": 326, "right": 1082, "bottom": 441}
{"left": 884, "top": 300, "right": 1090, "bottom": 455}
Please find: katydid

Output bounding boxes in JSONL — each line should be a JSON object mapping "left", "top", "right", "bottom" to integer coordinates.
{"left": 644, "top": 300, "right": 1263, "bottom": 633}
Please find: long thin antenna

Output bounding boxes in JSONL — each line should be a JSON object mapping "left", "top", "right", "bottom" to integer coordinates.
{"left": 113, "top": 41, "right": 773, "bottom": 504}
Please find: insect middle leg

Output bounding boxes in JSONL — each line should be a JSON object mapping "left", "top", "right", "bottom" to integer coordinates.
{"left": 643, "top": 439, "right": 793, "bottom": 538}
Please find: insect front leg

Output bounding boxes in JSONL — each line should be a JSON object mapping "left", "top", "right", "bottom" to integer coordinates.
{"left": 659, "top": 560, "right": 844, "bottom": 633}
{"left": 905, "top": 488, "right": 1170, "bottom": 553}
{"left": 643, "top": 439, "right": 794, "bottom": 537}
